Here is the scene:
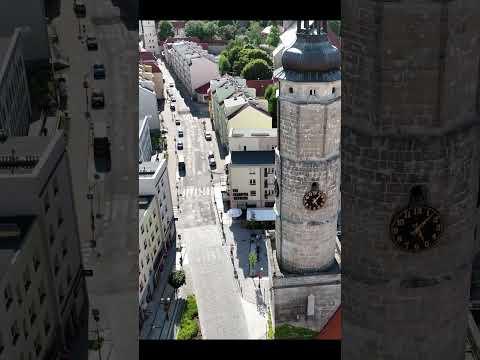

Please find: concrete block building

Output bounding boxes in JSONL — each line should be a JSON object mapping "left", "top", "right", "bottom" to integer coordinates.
{"left": 0, "top": 132, "right": 88, "bottom": 359}
{"left": 270, "top": 21, "right": 341, "bottom": 332}
{"left": 140, "top": 21, "right": 160, "bottom": 56}
{"left": 0, "top": 28, "right": 32, "bottom": 136}
{"left": 341, "top": 1, "right": 480, "bottom": 359}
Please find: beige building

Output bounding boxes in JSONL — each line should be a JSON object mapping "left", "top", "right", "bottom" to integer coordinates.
{"left": 164, "top": 41, "right": 219, "bottom": 97}
{"left": 0, "top": 132, "right": 88, "bottom": 359}
{"left": 139, "top": 62, "right": 164, "bottom": 101}
{"left": 0, "top": 28, "right": 32, "bottom": 136}
{"left": 138, "top": 160, "right": 176, "bottom": 325}
{"left": 225, "top": 129, "right": 277, "bottom": 209}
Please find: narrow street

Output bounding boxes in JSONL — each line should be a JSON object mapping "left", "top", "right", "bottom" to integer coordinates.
{"left": 52, "top": 0, "right": 138, "bottom": 358}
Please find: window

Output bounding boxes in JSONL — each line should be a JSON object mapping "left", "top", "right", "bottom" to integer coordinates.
{"left": 16, "top": 284, "right": 22, "bottom": 305}
{"left": 58, "top": 285, "right": 64, "bottom": 304}
{"left": 24, "top": 268, "right": 31, "bottom": 292}
{"left": 141, "top": 225, "right": 145, "bottom": 234}
{"left": 44, "top": 316, "right": 51, "bottom": 334}
{"left": 249, "top": 179, "right": 256, "bottom": 185}
{"left": 54, "top": 255, "right": 60, "bottom": 276}
{"left": 143, "top": 241, "right": 147, "bottom": 250}
{"left": 34, "top": 335, "right": 42, "bottom": 356}
{"left": 49, "top": 224, "right": 55, "bottom": 245}
{"left": 249, "top": 169, "right": 255, "bottom": 175}
{"left": 62, "top": 238, "right": 68, "bottom": 257}
{"left": 44, "top": 193, "right": 50, "bottom": 212}
{"left": 264, "top": 180, "right": 268, "bottom": 187}
{"left": 310, "top": 89, "right": 316, "bottom": 95}
{"left": 140, "top": 260, "right": 144, "bottom": 269}
{"left": 53, "top": 177, "right": 59, "bottom": 195}
{"left": 67, "top": 267, "right": 72, "bottom": 285}
{"left": 38, "top": 285, "right": 46, "bottom": 305}
{"left": 33, "top": 254, "right": 40, "bottom": 271}
{"left": 289, "top": 87, "right": 293, "bottom": 94}
{"left": 4, "top": 285, "right": 13, "bottom": 310}
{"left": 244, "top": 146, "right": 247, "bottom": 151}
{"left": 58, "top": 209, "right": 64, "bottom": 226}
{"left": 0, "top": 332, "right": 3, "bottom": 354}
{"left": 23, "top": 319, "right": 28, "bottom": 340}
{"left": 29, "top": 303, "right": 36, "bottom": 325}
{"left": 11, "top": 321, "right": 19, "bottom": 345}
{"left": 332, "top": 87, "right": 336, "bottom": 94}
{"left": 250, "top": 191, "right": 256, "bottom": 196}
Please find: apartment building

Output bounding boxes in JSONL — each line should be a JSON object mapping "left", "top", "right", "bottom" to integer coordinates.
{"left": 225, "top": 129, "right": 277, "bottom": 209}
{"left": 140, "top": 21, "right": 160, "bottom": 56}
{"left": 0, "top": 28, "right": 32, "bottom": 136}
{"left": 164, "top": 41, "right": 219, "bottom": 97}
{"left": 139, "top": 85, "right": 159, "bottom": 131}
{"left": 139, "top": 60, "right": 164, "bottom": 100}
{"left": 138, "top": 160, "right": 176, "bottom": 319}
{"left": 139, "top": 116, "right": 153, "bottom": 163}
{"left": 0, "top": 132, "right": 88, "bottom": 359}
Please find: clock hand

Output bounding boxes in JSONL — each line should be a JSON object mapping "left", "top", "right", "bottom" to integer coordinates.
{"left": 411, "top": 213, "right": 434, "bottom": 235}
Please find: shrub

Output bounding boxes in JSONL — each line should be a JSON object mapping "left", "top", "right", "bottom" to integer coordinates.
{"left": 177, "top": 319, "right": 198, "bottom": 339}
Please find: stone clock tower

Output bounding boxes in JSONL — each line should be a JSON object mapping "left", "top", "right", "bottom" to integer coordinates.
{"left": 342, "top": 1, "right": 480, "bottom": 359}
{"left": 268, "top": 20, "right": 341, "bottom": 331}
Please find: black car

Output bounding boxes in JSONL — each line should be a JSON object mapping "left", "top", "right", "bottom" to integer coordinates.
{"left": 86, "top": 36, "right": 98, "bottom": 51}
{"left": 170, "top": 104, "right": 175, "bottom": 111}
{"left": 93, "top": 63, "right": 105, "bottom": 79}
{"left": 91, "top": 89, "right": 105, "bottom": 109}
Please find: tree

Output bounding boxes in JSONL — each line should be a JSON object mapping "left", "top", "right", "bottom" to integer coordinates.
{"left": 266, "top": 24, "right": 280, "bottom": 47}
{"left": 265, "top": 84, "right": 278, "bottom": 127}
{"left": 203, "top": 21, "right": 218, "bottom": 40}
{"left": 241, "top": 59, "right": 273, "bottom": 80}
{"left": 232, "top": 48, "right": 272, "bottom": 76}
{"left": 328, "top": 20, "right": 341, "bottom": 37}
{"left": 218, "top": 54, "right": 231, "bottom": 75}
{"left": 185, "top": 20, "right": 206, "bottom": 39}
{"left": 246, "top": 21, "right": 263, "bottom": 46}
{"left": 217, "top": 24, "right": 237, "bottom": 41}
{"left": 248, "top": 252, "right": 257, "bottom": 271}
{"left": 157, "top": 20, "right": 174, "bottom": 40}
{"left": 168, "top": 270, "right": 186, "bottom": 289}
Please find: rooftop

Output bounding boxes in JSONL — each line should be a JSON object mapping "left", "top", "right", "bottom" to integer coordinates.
{"left": 0, "top": 135, "right": 53, "bottom": 175}
{"left": 230, "top": 150, "right": 275, "bottom": 166}
{"left": 0, "top": 216, "right": 36, "bottom": 276}
{"left": 138, "top": 160, "right": 164, "bottom": 177}
{"left": 138, "top": 195, "right": 154, "bottom": 219}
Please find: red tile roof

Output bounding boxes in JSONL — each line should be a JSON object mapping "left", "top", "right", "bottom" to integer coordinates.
{"left": 246, "top": 79, "right": 275, "bottom": 97}
{"left": 315, "top": 307, "right": 341, "bottom": 340}
{"left": 195, "top": 83, "right": 210, "bottom": 95}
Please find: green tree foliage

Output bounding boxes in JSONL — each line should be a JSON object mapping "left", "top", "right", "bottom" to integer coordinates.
{"left": 203, "top": 21, "right": 218, "bottom": 40}
{"left": 185, "top": 20, "right": 206, "bottom": 39}
{"left": 168, "top": 270, "right": 186, "bottom": 289}
{"left": 217, "top": 24, "right": 237, "bottom": 41}
{"left": 266, "top": 24, "right": 280, "bottom": 47}
{"left": 264, "top": 84, "right": 278, "bottom": 127}
{"left": 177, "top": 295, "right": 199, "bottom": 340}
{"left": 248, "top": 252, "right": 257, "bottom": 269}
{"left": 232, "top": 48, "right": 271, "bottom": 76}
{"left": 218, "top": 54, "right": 231, "bottom": 75}
{"left": 246, "top": 21, "right": 263, "bottom": 46}
{"left": 157, "top": 20, "right": 174, "bottom": 40}
{"left": 218, "top": 20, "right": 234, "bottom": 27}
{"left": 241, "top": 59, "right": 273, "bottom": 80}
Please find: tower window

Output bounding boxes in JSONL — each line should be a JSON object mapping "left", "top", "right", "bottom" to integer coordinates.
{"left": 310, "top": 89, "right": 316, "bottom": 95}
{"left": 289, "top": 87, "right": 293, "bottom": 94}
{"left": 311, "top": 182, "right": 319, "bottom": 191}
{"left": 332, "top": 87, "right": 336, "bottom": 94}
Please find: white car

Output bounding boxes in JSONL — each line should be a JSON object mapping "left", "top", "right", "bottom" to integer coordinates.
{"left": 209, "top": 157, "right": 216, "bottom": 168}
{"left": 208, "top": 151, "right": 214, "bottom": 159}
{"left": 177, "top": 128, "right": 183, "bottom": 137}
{"left": 205, "top": 131, "right": 212, "bottom": 141}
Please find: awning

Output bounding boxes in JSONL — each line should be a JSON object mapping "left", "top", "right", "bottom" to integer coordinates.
{"left": 246, "top": 208, "right": 276, "bottom": 222}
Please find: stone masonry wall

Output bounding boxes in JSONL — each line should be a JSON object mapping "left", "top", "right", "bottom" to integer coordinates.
{"left": 342, "top": 1, "right": 480, "bottom": 359}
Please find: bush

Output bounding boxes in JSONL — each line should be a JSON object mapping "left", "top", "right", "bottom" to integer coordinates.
{"left": 168, "top": 270, "right": 186, "bottom": 289}
{"left": 177, "top": 319, "right": 198, "bottom": 339}
{"left": 275, "top": 324, "right": 318, "bottom": 339}
{"left": 218, "top": 54, "right": 231, "bottom": 75}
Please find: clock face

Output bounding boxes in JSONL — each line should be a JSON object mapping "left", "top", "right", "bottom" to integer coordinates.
{"left": 274, "top": 179, "right": 279, "bottom": 197}
{"left": 303, "top": 190, "right": 326, "bottom": 210}
{"left": 389, "top": 206, "right": 443, "bottom": 252}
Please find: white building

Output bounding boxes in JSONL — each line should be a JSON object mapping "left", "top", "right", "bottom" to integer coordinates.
{"left": 225, "top": 128, "right": 277, "bottom": 210}
{"left": 0, "top": 132, "right": 88, "bottom": 359}
{"left": 139, "top": 116, "right": 153, "bottom": 163}
{"left": 139, "top": 85, "right": 159, "bottom": 131}
{"left": 138, "top": 160, "right": 176, "bottom": 322}
{"left": 140, "top": 20, "right": 160, "bottom": 56}
{"left": 0, "top": 28, "right": 32, "bottom": 136}
{"left": 164, "top": 41, "right": 219, "bottom": 97}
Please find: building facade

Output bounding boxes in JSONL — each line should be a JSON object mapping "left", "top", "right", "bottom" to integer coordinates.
{"left": 139, "top": 85, "right": 159, "bottom": 131}
{"left": 139, "top": 116, "right": 153, "bottom": 162}
{"left": 342, "top": 2, "right": 480, "bottom": 359}
{"left": 140, "top": 61, "right": 164, "bottom": 100}
{"left": 0, "top": 28, "right": 32, "bottom": 136}
{"left": 140, "top": 21, "right": 160, "bottom": 56}
{"left": 138, "top": 160, "right": 176, "bottom": 326}
{"left": 164, "top": 41, "right": 219, "bottom": 97}
{"left": 0, "top": 132, "right": 88, "bottom": 359}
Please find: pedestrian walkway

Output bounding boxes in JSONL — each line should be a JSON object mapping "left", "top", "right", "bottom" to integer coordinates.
{"left": 183, "top": 185, "right": 213, "bottom": 198}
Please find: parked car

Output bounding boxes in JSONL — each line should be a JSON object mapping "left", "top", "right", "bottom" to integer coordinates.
{"left": 208, "top": 151, "right": 214, "bottom": 159}
{"left": 170, "top": 104, "right": 175, "bottom": 111}
{"left": 170, "top": 97, "right": 176, "bottom": 103}
{"left": 205, "top": 131, "right": 212, "bottom": 141}
{"left": 175, "top": 118, "right": 181, "bottom": 125}
{"left": 209, "top": 157, "right": 216, "bottom": 168}
{"left": 91, "top": 89, "right": 105, "bottom": 109}
{"left": 169, "top": 83, "right": 174, "bottom": 88}
{"left": 93, "top": 63, "right": 105, "bottom": 79}
{"left": 177, "top": 140, "right": 183, "bottom": 150}
{"left": 86, "top": 35, "right": 98, "bottom": 50}
{"left": 177, "top": 128, "right": 184, "bottom": 137}
{"left": 160, "top": 128, "right": 168, "bottom": 134}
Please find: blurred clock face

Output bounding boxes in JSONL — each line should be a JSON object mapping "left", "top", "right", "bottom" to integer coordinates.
{"left": 274, "top": 179, "right": 279, "bottom": 197}
{"left": 389, "top": 206, "right": 443, "bottom": 252}
{"left": 303, "top": 191, "right": 326, "bottom": 210}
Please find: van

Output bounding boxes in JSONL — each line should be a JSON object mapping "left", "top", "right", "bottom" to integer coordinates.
{"left": 177, "top": 128, "right": 183, "bottom": 137}
{"left": 178, "top": 155, "right": 185, "bottom": 172}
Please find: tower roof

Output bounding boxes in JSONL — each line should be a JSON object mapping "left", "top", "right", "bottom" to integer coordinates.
{"left": 279, "top": 20, "right": 341, "bottom": 82}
